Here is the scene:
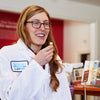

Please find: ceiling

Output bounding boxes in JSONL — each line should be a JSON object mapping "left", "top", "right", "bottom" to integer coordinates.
{"left": 69, "top": 0, "right": 100, "bottom": 6}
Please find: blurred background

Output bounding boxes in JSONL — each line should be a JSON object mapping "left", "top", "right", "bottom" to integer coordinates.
{"left": 0, "top": 0, "right": 100, "bottom": 100}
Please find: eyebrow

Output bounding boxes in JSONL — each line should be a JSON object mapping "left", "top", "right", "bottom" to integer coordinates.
{"left": 28, "top": 19, "right": 49, "bottom": 22}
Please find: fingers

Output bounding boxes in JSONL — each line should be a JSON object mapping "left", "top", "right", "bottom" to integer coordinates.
{"left": 43, "top": 45, "right": 54, "bottom": 58}
{"left": 44, "top": 47, "right": 54, "bottom": 62}
{"left": 46, "top": 48, "right": 54, "bottom": 57}
{"left": 35, "top": 42, "right": 54, "bottom": 66}
{"left": 45, "top": 56, "right": 53, "bottom": 62}
{"left": 49, "top": 42, "right": 53, "bottom": 45}
{"left": 39, "top": 44, "right": 53, "bottom": 63}
{"left": 43, "top": 45, "right": 53, "bottom": 52}
{"left": 46, "top": 52, "right": 53, "bottom": 61}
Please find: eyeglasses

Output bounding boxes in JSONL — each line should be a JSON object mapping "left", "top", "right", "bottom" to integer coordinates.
{"left": 26, "top": 20, "right": 50, "bottom": 30}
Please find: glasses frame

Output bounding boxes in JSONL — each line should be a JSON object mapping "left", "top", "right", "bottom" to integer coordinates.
{"left": 26, "top": 21, "right": 50, "bottom": 30}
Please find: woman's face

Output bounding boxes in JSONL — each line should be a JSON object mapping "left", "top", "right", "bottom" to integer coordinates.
{"left": 25, "top": 12, "right": 50, "bottom": 46}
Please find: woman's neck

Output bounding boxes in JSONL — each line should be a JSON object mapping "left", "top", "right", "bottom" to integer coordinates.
{"left": 30, "top": 44, "right": 42, "bottom": 54}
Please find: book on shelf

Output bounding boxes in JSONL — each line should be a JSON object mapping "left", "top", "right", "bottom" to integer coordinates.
{"left": 81, "top": 60, "right": 100, "bottom": 87}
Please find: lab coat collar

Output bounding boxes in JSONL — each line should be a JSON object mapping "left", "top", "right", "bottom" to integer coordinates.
{"left": 16, "top": 39, "right": 50, "bottom": 73}
{"left": 16, "top": 39, "right": 35, "bottom": 59}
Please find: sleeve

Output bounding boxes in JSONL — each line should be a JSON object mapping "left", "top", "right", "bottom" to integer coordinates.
{"left": 55, "top": 69, "right": 72, "bottom": 100}
{"left": 0, "top": 56, "right": 49, "bottom": 100}
{"left": 55, "top": 55, "right": 72, "bottom": 100}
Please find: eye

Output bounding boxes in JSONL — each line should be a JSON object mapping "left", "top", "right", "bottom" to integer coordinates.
{"left": 44, "top": 22, "right": 49, "bottom": 25}
{"left": 43, "top": 20, "right": 50, "bottom": 25}
{"left": 33, "top": 21, "right": 40, "bottom": 25}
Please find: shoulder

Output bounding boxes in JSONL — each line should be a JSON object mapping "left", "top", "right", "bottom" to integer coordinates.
{"left": 0, "top": 43, "right": 17, "bottom": 63}
{"left": 0, "top": 39, "right": 26, "bottom": 55}
{"left": 0, "top": 43, "right": 17, "bottom": 55}
{"left": 0, "top": 39, "right": 24, "bottom": 58}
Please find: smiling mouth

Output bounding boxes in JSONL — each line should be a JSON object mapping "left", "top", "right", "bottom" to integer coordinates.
{"left": 36, "top": 33, "right": 46, "bottom": 37}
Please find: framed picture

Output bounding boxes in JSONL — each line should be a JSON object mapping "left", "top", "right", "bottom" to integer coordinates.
{"left": 73, "top": 68, "right": 83, "bottom": 81}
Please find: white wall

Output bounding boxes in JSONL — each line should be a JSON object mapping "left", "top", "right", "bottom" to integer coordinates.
{"left": 0, "top": 0, "right": 100, "bottom": 21}
{"left": 0, "top": 0, "right": 100, "bottom": 60}
{"left": 64, "top": 20, "right": 90, "bottom": 63}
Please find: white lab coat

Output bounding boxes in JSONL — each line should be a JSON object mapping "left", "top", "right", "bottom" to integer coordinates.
{"left": 0, "top": 39, "right": 72, "bottom": 100}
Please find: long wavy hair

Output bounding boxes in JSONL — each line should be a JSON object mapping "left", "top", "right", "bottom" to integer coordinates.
{"left": 16, "top": 5, "right": 62, "bottom": 91}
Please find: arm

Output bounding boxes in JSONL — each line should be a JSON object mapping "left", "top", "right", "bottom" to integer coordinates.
{"left": 0, "top": 43, "right": 54, "bottom": 100}
{"left": 0, "top": 57, "right": 49, "bottom": 100}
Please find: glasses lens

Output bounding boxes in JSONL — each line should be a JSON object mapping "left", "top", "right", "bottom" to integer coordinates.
{"left": 32, "top": 21, "right": 40, "bottom": 29}
{"left": 44, "top": 22, "right": 50, "bottom": 29}
{"left": 28, "top": 20, "right": 50, "bottom": 29}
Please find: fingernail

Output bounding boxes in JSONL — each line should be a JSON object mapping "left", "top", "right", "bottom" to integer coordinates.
{"left": 49, "top": 42, "right": 53, "bottom": 45}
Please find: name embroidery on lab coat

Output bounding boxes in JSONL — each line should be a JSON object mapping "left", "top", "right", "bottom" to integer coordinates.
{"left": 10, "top": 60, "right": 29, "bottom": 72}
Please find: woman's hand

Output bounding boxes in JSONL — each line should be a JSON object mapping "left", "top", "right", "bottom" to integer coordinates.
{"left": 34, "top": 45, "right": 54, "bottom": 66}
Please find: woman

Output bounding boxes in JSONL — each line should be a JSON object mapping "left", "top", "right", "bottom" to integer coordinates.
{"left": 0, "top": 5, "right": 72, "bottom": 100}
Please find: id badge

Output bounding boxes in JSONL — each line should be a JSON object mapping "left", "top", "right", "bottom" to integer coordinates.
{"left": 10, "top": 60, "right": 29, "bottom": 72}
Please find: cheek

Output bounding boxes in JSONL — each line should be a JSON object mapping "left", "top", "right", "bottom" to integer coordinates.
{"left": 46, "top": 30, "right": 50, "bottom": 35}
{"left": 25, "top": 24, "right": 35, "bottom": 34}
{"left": 47, "top": 31, "right": 50, "bottom": 37}
{"left": 46, "top": 32, "right": 49, "bottom": 38}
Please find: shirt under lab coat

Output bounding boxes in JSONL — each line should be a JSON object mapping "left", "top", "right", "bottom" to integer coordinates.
{"left": 0, "top": 39, "right": 72, "bottom": 100}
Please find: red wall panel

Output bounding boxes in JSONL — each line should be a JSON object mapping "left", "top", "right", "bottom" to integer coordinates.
{"left": 51, "top": 19, "right": 63, "bottom": 59}
{"left": 0, "top": 10, "right": 63, "bottom": 59}
{"left": 0, "top": 10, "right": 19, "bottom": 48}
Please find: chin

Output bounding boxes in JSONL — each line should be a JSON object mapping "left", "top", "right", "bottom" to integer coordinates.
{"left": 37, "top": 42, "right": 45, "bottom": 46}
{"left": 39, "top": 41, "right": 46, "bottom": 45}
{"left": 35, "top": 40, "right": 46, "bottom": 46}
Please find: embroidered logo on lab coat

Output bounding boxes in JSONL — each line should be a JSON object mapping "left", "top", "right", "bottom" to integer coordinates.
{"left": 10, "top": 60, "right": 29, "bottom": 72}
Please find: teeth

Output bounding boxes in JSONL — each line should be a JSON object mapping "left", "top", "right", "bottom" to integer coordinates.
{"left": 37, "top": 34, "right": 44, "bottom": 36}
{"left": 36, "top": 33, "right": 45, "bottom": 37}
